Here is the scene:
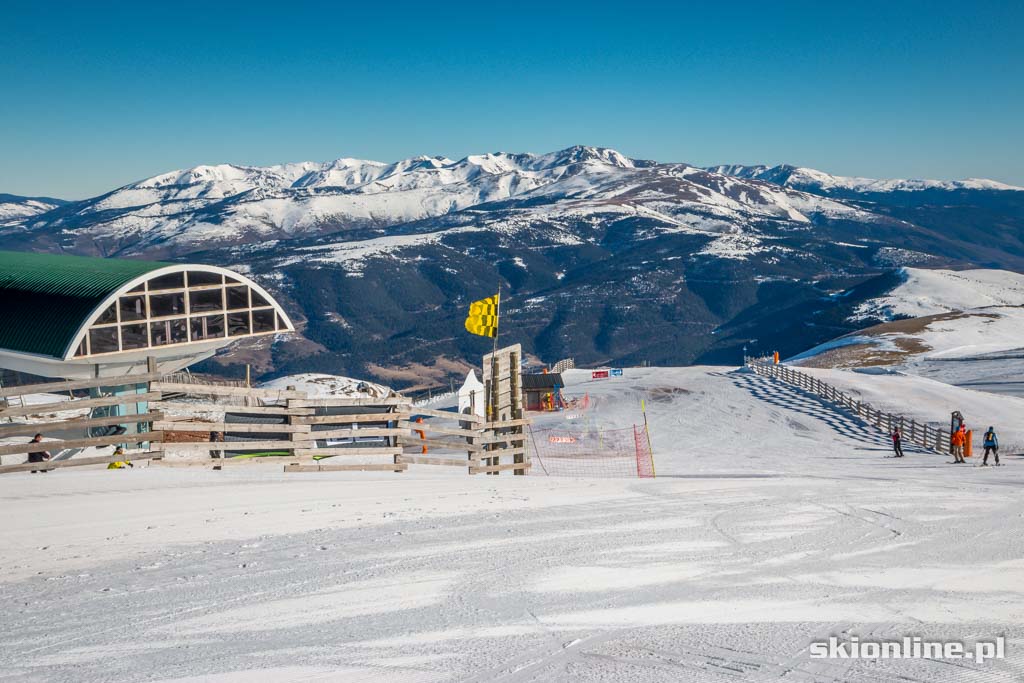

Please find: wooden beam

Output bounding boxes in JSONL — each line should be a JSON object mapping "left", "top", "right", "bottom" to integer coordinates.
{"left": 395, "top": 455, "right": 471, "bottom": 467}
{"left": 292, "top": 412, "right": 408, "bottom": 425}
{"left": 480, "top": 445, "right": 527, "bottom": 457}
{"left": 155, "top": 402, "right": 315, "bottom": 416}
{"left": 0, "top": 391, "right": 162, "bottom": 419}
{"left": 288, "top": 397, "right": 410, "bottom": 408}
{"left": 484, "top": 418, "right": 531, "bottom": 429}
{"left": 0, "top": 451, "right": 159, "bottom": 474}
{"left": 0, "top": 431, "right": 162, "bottom": 457}
{"left": 476, "top": 433, "right": 527, "bottom": 445}
{"left": 403, "top": 437, "right": 484, "bottom": 452}
{"left": 307, "top": 427, "right": 406, "bottom": 439}
{"left": 284, "top": 463, "right": 408, "bottom": 473}
{"left": 400, "top": 422, "right": 483, "bottom": 438}
{"left": 151, "top": 382, "right": 307, "bottom": 399}
{"left": 469, "top": 461, "right": 531, "bottom": 474}
{"left": 410, "top": 407, "right": 485, "bottom": 423}
{"left": 0, "top": 372, "right": 162, "bottom": 398}
{"left": 293, "top": 447, "right": 402, "bottom": 457}
{"left": 0, "top": 412, "right": 162, "bottom": 438}
{"left": 153, "top": 421, "right": 311, "bottom": 434}
{"left": 152, "top": 440, "right": 306, "bottom": 452}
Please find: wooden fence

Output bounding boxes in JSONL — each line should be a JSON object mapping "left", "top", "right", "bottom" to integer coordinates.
{"left": 0, "top": 360, "right": 163, "bottom": 473}
{"left": 747, "top": 357, "right": 949, "bottom": 454}
{"left": 0, "top": 361, "right": 530, "bottom": 475}
{"left": 400, "top": 407, "right": 531, "bottom": 475}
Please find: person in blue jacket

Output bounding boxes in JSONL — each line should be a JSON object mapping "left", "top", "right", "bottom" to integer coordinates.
{"left": 982, "top": 426, "right": 999, "bottom": 466}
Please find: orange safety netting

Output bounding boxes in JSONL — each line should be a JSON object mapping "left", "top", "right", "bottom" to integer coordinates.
{"left": 528, "top": 425, "right": 654, "bottom": 478}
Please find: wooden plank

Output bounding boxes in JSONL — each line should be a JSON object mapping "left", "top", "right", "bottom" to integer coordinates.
{"left": 410, "top": 407, "right": 485, "bottom": 423}
{"left": 469, "top": 461, "right": 532, "bottom": 474}
{"left": 476, "top": 433, "right": 527, "bottom": 446}
{"left": 396, "top": 455, "right": 472, "bottom": 467}
{"left": 0, "top": 391, "right": 162, "bottom": 419}
{"left": 307, "top": 427, "right": 406, "bottom": 439}
{"left": 284, "top": 463, "right": 408, "bottom": 473}
{"left": 403, "top": 437, "right": 484, "bottom": 452}
{"left": 155, "top": 402, "right": 315, "bottom": 416}
{"left": 480, "top": 445, "right": 527, "bottom": 457}
{"left": 288, "top": 397, "right": 410, "bottom": 408}
{"left": 0, "top": 372, "right": 162, "bottom": 398}
{"left": 151, "top": 382, "right": 307, "bottom": 399}
{"left": 293, "top": 447, "right": 403, "bottom": 457}
{"left": 152, "top": 440, "right": 306, "bottom": 452}
{"left": 401, "top": 422, "right": 482, "bottom": 438}
{"left": 0, "top": 412, "right": 162, "bottom": 438}
{"left": 484, "top": 418, "right": 531, "bottom": 429}
{"left": 0, "top": 450, "right": 160, "bottom": 474}
{"left": 147, "top": 459, "right": 215, "bottom": 468}
{"left": 293, "top": 412, "right": 408, "bottom": 425}
{"left": 153, "top": 421, "right": 311, "bottom": 434}
{"left": 0, "top": 432, "right": 162, "bottom": 457}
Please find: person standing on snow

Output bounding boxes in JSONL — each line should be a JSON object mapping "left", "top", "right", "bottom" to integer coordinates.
{"left": 27, "top": 433, "right": 52, "bottom": 473}
{"left": 950, "top": 427, "right": 966, "bottom": 463}
{"left": 982, "top": 426, "right": 999, "bottom": 466}
{"left": 891, "top": 428, "right": 904, "bottom": 457}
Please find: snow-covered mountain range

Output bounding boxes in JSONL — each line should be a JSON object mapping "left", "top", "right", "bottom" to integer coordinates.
{"left": 705, "top": 164, "right": 1023, "bottom": 195}
{"left": 2, "top": 146, "right": 1023, "bottom": 386}
{"left": 6, "top": 146, "right": 1019, "bottom": 259}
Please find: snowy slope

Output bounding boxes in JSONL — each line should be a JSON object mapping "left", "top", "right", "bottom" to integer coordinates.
{"left": 3, "top": 366, "right": 1024, "bottom": 681}
{"left": 852, "top": 267, "right": 1024, "bottom": 320}
{"left": 0, "top": 194, "right": 63, "bottom": 225}
{"left": 792, "top": 267, "right": 1024, "bottom": 364}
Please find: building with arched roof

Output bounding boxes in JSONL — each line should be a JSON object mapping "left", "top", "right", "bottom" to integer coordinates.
{"left": 0, "top": 250, "right": 294, "bottom": 379}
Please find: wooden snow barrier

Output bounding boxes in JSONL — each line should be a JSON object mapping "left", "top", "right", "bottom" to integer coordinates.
{"left": 746, "top": 356, "right": 950, "bottom": 454}
{"left": 0, "top": 362, "right": 163, "bottom": 474}
{"left": 0, "top": 351, "right": 529, "bottom": 475}
{"left": 286, "top": 395, "right": 409, "bottom": 472}
{"left": 397, "top": 406, "right": 485, "bottom": 473}
{"left": 478, "top": 344, "right": 530, "bottom": 475}
{"left": 151, "top": 383, "right": 411, "bottom": 471}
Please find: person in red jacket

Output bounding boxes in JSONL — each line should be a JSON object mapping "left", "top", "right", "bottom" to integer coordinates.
{"left": 890, "top": 428, "right": 904, "bottom": 457}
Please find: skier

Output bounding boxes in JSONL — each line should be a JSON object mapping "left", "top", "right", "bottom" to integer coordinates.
{"left": 982, "top": 426, "right": 999, "bottom": 466}
{"left": 106, "top": 446, "right": 133, "bottom": 470}
{"left": 950, "top": 427, "right": 966, "bottom": 464}
{"left": 891, "top": 428, "right": 904, "bottom": 457}
{"left": 27, "top": 433, "right": 51, "bottom": 473}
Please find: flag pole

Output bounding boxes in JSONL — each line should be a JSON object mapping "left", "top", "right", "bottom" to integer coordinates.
{"left": 492, "top": 280, "right": 501, "bottom": 357}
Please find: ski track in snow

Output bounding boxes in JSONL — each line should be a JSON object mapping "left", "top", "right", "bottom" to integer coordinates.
{"left": 1, "top": 367, "right": 1024, "bottom": 682}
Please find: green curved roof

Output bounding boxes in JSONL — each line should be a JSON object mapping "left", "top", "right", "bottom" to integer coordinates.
{"left": 0, "top": 250, "right": 172, "bottom": 359}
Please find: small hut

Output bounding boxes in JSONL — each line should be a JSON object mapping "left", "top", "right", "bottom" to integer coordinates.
{"left": 521, "top": 372, "right": 563, "bottom": 412}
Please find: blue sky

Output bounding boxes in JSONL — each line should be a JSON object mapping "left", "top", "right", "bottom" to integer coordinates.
{"left": 2, "top": 1, "right": 1021, "bottom": 198}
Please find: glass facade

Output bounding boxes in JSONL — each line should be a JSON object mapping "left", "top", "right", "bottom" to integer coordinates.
{"left": 72, "top": 269, "right": 288, "bottom": 357}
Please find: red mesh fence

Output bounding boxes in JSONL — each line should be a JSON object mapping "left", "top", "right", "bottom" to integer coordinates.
{"left": 528, "top": 425, "right": 650, "bottom": 478}
{"left": 634, "top": 425, "right": 655, "bottom": 478}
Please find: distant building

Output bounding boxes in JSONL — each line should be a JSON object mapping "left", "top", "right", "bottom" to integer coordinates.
{"left": 522, "top": 372, "right": 563, "bottom": 411}
{"left": 0, "top": 250, "right": 294, "bottom": 379}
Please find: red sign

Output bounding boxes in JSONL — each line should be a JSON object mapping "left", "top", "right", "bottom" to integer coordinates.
{"left": 591, "top": 370, "right": 609, "bottom": 379}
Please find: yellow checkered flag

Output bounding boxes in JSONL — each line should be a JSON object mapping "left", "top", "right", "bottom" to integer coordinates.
{"left": 464, "top": 293, "right": 499, "bottom": 338}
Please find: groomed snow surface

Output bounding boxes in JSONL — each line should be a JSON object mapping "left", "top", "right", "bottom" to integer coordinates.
{"left": 2, "top": 367, "right": 1023, "bottom": 682}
